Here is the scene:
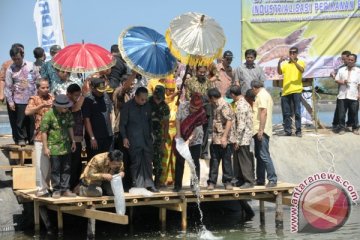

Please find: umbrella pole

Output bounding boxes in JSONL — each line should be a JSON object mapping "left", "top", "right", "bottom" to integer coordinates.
{"left": 176, "top": 64, "right": 190, "bottom": 106}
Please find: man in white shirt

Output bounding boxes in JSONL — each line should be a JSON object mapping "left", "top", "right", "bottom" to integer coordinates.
{"left": 335, "top": 54, "right": 360, "bottom": 135}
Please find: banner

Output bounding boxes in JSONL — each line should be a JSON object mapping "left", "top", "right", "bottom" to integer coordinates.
{"left": 33, "top": 0, "right": 65, "bottom": 58}
{"left": 241, "top": 0, "right": 360, "bottom": 79}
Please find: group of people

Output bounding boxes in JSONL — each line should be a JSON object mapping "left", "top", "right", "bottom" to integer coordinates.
{"left": 9, "top": 40, "right": 353, "bottom": 198}
{"left": 331, "top": 50, "right": 360, "bottom": 135}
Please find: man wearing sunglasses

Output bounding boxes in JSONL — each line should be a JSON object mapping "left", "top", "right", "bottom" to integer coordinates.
{"left": 277, "top": 47, "right": 305, "bottom": 137}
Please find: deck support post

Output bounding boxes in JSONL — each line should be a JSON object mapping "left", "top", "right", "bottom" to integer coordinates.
{"left": 34, "top": 200, "right": 40, "bottom": 232}
{"left": 181, "top": 199, "right": 187, "bottom": 231}
{"left": 259, "top": 200, "right": 265, "bottom": 225}
{"left": 57, "top": 208, "right": 64, "bottom": 235}
{"left": 275, "top": 192, "right": 284, "bottom": 229}
{"left": 159, "top": 207, "right": 167, "bottom": 228}
{"left": 128, "top": 206, "right": 134, "bottom": 224}
{"left": 39, "top": 206, "right": 52, "bottom": 231}
{"left": 86, "top": 205, "right": 96, "bottom": 239}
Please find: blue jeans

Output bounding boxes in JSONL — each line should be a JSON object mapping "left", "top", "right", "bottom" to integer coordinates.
{"left": 254, "top": 134, "right": 277, "bottom": 184}
{"left": 281, "top": 93, "right": 302, "bottom": 134}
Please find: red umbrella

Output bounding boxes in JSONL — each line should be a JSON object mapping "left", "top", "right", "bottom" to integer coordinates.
{"left": 52, "top": 43, "right": 116, "bottom": 73}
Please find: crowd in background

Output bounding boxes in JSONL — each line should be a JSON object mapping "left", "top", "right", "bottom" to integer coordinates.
{"left": 0, "top": 42, "right": 358, "bottom": 200}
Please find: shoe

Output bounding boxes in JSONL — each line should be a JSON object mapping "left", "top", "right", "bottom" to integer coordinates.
{"left": 225, "top": 183, "right": 233, "bottom": 190}
{"left": 239, "top": 182, "right": 254, "bottom": 189}
{"left": 353, "top": 129, "right": 360, "bottom": 135}
{"left": 62, "top": 190, "right": 77, "bottom": 197}
{"left": 52, "top": 191, "right": 61, "bottom": 199}
{"left": 207, "top": 183, "right": 215, "bottom": 190}
{"left": 18, "top": 140, "right": 26, "bottom": 146}
{"left": 35, "top": 191, "right": 50, "bottom": 197}
{"left": 255, "top": 181, "right": 265, "bottom": 186}
{"left": 147, "top": 187, "right": 160, "bottom": 193}
{"left": 278, "top": 132, "right": 291, "bottom": 136}
{"left": 338, "top": 129, "right": 346, "bottom": 135}
{"left": 265, "top": 182, "right": 277, "bottom": 188}
{"left": 296, "top": 132, "right": 302, "bottom": 137}
{"left": 173, "top": 186, "right": 181, "bottom": 192}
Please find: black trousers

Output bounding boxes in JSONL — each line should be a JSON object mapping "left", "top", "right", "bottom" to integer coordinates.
{"left": 333, "top": 98, "right": 353, "bottom": 127}
{"left": 85, "top": 136, "right": 113, "bottom": 161}
{"left": 175, "top": 144, "right": 201, "bottom": 189}
{"left": 233, "top": 145, "right": 255, "bottom": 185}
{"left": 50, "top": 154, "right": 71, "bottom": 192}
{"left": 208, "top": 144, "right": 233, "bottom": 185}
{"left": 128, "top": 147, "right": 154, "bottom": 188}
{"left": 6, "top": 102, "right": 17, "bottom": 142}
{"left": 11, "top": 104, "right": 34, "bottom": 143}
{"left": 338, "top": 99, "right": 359, "bottom": 130}
{"left": 69, "top": 142, "right": 83, "bottom": 190}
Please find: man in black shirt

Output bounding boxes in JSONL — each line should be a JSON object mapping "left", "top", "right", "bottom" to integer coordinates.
{"left": 82, "top": 78, "right": 114, "bottom": 160}
{"left": 120, "top": 87, "right": 158, "bottom": 192}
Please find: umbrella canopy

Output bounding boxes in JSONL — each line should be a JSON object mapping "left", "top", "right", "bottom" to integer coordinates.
{"left": 52, "top": 43, "right": 116, "bottom": 73}
{"left": 118, "top": 26, "right": 177, "bottom": 79}
{"left": 166, "top": 12, "right": 226, "bottom": 66}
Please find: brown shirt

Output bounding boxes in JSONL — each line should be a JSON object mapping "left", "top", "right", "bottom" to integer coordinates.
{"left": 215, "top": 62, "right": 234, "bottom": 97}
{"left": 80, "top": 152, "right": 124, "bottom": 185}
{"left": 26, "top": 94, "right": 54, "bottom": 141}
{"left": 212, "top": 98, "right": 235, "bottom": 144}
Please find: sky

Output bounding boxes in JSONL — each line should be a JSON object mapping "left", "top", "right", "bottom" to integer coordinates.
{"left": 0, "top": 0, "right": 243, "bottom": 66}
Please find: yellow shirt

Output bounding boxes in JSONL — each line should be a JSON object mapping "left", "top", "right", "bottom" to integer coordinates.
{"left": 147, "top": 79, "right": 165, "bottom": 95}
{"left": 281, "top": 60, "right": 305, "bottom": 96}
{"left": 253, "top": 88, "right": 273, "bottom": 137}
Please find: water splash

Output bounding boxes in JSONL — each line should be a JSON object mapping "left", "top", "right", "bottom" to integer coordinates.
{"left": 175, "top": 138, "right": 223, "bottom": 240}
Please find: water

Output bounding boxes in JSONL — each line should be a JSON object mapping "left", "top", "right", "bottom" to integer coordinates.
{"left": 175, "top": 137, "right": 222, "bottom": 240}
{"left": 2, "top": 203, "right": 359, "bottom": 239}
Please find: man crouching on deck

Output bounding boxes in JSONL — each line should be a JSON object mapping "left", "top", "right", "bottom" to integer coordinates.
{"left": 79, "top": 150, "right": 125, "bottom": 197}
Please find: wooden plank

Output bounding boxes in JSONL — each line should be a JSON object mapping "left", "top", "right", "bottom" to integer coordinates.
{"left": 13, "top": 167, "right": 36, "bottom": 189}
{"left": 0, "top": 164, "right": 33, "bottom": 171}
{"left": 63, "top": 209, "right": 128, "bottom": 225}
{"left": 9, "top": 150, "right": 33, "bottom": 159}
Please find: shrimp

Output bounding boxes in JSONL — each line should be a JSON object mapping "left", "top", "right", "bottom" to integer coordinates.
{"left": 257, "top": 27, "right": 306, "bottom": 56}
{"left": 258, "top": 37, "right": 314, "bottom": 64}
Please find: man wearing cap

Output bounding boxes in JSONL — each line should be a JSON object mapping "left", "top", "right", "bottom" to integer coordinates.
{"left": 120, "top": 87, "right": 158, "bottom": 192}
{"left": 149, "top": 85, "right": 170, "bottom": 188}
{"left": 214, "top": 50, "right": 235, "bottom": 97}
{"left": 277, "top": 47, "right": 306, "bottom": 137}
{"left": 174, "top": 92, "right": 206, "bottom": 192}
{"left": 234, "top": 49, "right": 267, "bottom": 95}
{"left": 40, "top": 94, "right": 77, "bottom": 198}
{"left": 82, "top": 78, "right": 114, "bottom": 160}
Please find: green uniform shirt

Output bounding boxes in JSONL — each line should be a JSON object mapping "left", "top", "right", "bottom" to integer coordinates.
{"left": 40, "top": 108, "right": 74, "bottom": 156}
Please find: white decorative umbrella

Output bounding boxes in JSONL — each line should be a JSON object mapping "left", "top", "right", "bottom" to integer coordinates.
{"left": 165, "top": 12, "right": 226, "bottom": 67}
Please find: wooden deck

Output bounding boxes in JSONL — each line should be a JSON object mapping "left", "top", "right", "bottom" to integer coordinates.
{"left": 15, "top": 182, "right": 296, "bottom": 236}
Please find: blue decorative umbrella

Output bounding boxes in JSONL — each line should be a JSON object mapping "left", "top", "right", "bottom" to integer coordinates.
{"left": 118, "top": 26, "right": 177, "bottom": 79}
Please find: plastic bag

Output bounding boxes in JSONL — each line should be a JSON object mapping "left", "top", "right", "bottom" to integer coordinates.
{"left": 111, "top": 174, "right": 126, "bottom": 215}
{"left": 129, "top": 187, "right": 154, "bottom": 197}
{"left": 175, "top": 138, "right": 193, "bottom": 161}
